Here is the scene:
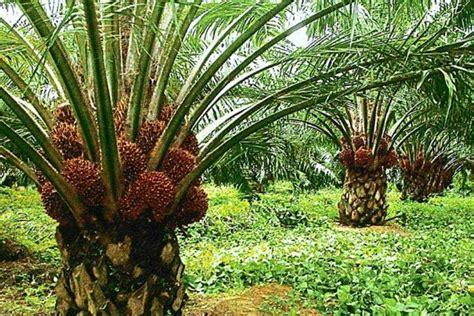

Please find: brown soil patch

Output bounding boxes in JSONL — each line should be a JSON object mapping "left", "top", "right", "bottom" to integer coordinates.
{"left": 184, "top": 284, "right": 320, "bottom": 315}
{"left": 335, "top": 222, "right": 411, "bottom": 236}
{"left": 0, "top": 257, "right": 56, "bottom": 288}
{"left": 0, "top": 257, "right": 56, "bottom": 313}
{"left": 0, "top": 238, "right": 30, "bottom": 261}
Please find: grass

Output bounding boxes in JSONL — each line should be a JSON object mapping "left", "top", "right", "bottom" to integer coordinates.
{"left": 0, "top": 184, "right": 473, "bottom": 314}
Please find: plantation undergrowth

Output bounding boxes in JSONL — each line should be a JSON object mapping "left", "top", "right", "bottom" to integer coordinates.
{"left": 0, "top": 184, "right": 472, "bottom": 314}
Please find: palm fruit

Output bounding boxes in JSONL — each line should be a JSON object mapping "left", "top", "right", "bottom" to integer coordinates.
{"left": 421, "top": 160, "right": 432, "bottom": 175}
{"left": 339, "top": 137, "right": 348, "bottom": 146}
{"left": 377, "top": 136, "right": 389, "bottom": 155}
{"left": 50, "top": 123, "right": 83, "bottom": 159}
{"left": 414, "top": 153, "right": 424, "bottom": 170}
{"left": 384, "top": 150, "right": 398, "bottom": 168}
{"left": 181, "top": 133, "right": 199, "bottom": 155}
{"left": 158, "top": 104, "right": 175, "bottom": 122}
{"left": 136, "top": 120, "right": 166, "bottom": 154}
{"left": 61, "top": 158, "right": 104, "bottom": 207}
{"left": 35, "top": 170, "right": 47, "bottom": 191}
{"left": 352, "top": 135, "right": 366, "bottom": 149}
{"left": 399, "top": 156, "right": 410, "bottom": 171}
{"left": 54, "top": 104, "right": 75, "bottom": 125}
{"left": 119, "top": 188, "right": 146, "bottom": 221}
{"left": 118, "top": 140, "right": 147, "bottom": 185}
{"left": 40, "top": 182, "right": 73, "bottom": 226}
{"left": 383, "top": 134, "right": 392, "bottom": 143}
{"left": 339, "top": 148, "right": 354, "bottom": 168}
{"left": 113, "top": 98, "right": 128, "bottom": 136}
{"left": 133, "top": 171, "right": 176, "bottom": 222}
{"left": 354, "top": 147, "right": 373, "bottom": 168}
{"left": 175, "top": 186, "right": 208, "bottom": 226}
{"left": 162, "top": 148, "right": 196, "bottom": 182}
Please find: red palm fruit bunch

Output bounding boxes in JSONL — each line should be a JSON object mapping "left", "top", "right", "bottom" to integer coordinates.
{"left": 121, "top": 171, "right": 177, "bottom": 222}
{"left": 119, "top": 145, "right": 207, "bottom": 226}
{"left": 354, "top": 147, "right": 373, "bottom": 168}
{"left": 35, "top": 170, "right": 47, "bottom": 191}
{"left": 339, "top": 137, "right": 348, "bottom": 147}
{"left": 384, "top": 150, "right": 398, "bottom": 168}
{"left": 420, "top": 160, "right": 432, "bottom": 175}
{"left": 338, "top": 133, "right": 398, "bottom": 170}
{"left": 159, "top": 104, "right": 176, "bottom": 122}
{"left": 50, "top": 122, "right": 83, "bottom": 160}
{"left": 414, "top": 153, "right": 424, "bottom": 169}
{"left": 339, "top": 146, "right": 354, "bottom": 168}
{"left": 116, "top": 104, "right": 205, "bottom": 227}
{"left": 377, "top": 134, "right": 391, "bottom": 155}
{"left": 61, "top": 158, "right": 105, "bottom": 207}
{"left": 352, "top": 135, "right": 366, "bottom": 149}
{"left": 118, "top": 140, "right": 147, "bottom": 185}
{"left": 113, "top": 98, "right": 128, "bottom": 136}
{"left": 182, "top": 133, "right": 199, "bottom": 155}
{"left": 54, "top": 104, "right": 76, "bottom": 125}
{"left": 40, "top": 182, "right": 74, "bottom": 226}
{"left": 50, "top": 104, "right": 84, "bottom": 159}
{"left": 136, "top": 120, "right": 166, "bottom": 154}
{"left": 173, "top": 186, "right": 208, "bottom": 227}
{"left": 161, "top": 148, "right": 196, "bottom": 182}
{"left": 399, "top": 156, "right": 410, "bottom": 171}
{"left": 39, "top": 102, "right": 208, "bottom": 229}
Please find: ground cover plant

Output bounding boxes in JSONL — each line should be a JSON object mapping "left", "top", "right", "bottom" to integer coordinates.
{"left": 1, "top": 184, "right": 472, "bottom": 314}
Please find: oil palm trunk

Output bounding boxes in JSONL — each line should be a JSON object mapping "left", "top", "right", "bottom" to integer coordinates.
{"left": 338, "top": 168, "right": 388, "bottom": 226}
{"left": 54, "top": 225, "right": 185, "bottom": 314}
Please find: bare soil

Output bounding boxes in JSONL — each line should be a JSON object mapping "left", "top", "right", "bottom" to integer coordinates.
{"left": 184, "top": 284, "right": 320, "bottom": 315}
{"left": 335, "top": 222, "right": 411, "bottom": 236}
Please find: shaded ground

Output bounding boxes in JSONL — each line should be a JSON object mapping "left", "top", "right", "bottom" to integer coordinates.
{"left": 0, "top": 238, "right": 30, "bottom": 261}
{"left": 0, "top": 257, "right": 56, "bottom": 313}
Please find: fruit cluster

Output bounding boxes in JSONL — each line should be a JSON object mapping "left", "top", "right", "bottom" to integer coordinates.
{"left": 399, "top": 153, "right": 454, "bottom": 200}
{"left": 38, "top": 103, "right": 208, "bottom": 228}
{"left": 338, "top": 134, "right": 397, "bottom": 170}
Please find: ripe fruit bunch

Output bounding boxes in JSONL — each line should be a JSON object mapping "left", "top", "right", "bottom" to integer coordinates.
{"left": 338, "top": 133, "right": 397, "bottom": 170}
{"left": 38, "top": 104, "right": 208, "bottom": 228}
{"left": 400, "top": 152, "right": 434, "bottom": 178}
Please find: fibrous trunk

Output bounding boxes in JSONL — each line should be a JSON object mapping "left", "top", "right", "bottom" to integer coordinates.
{"left": 401, "top": 175, "right": 430, "bottom": 202}
{"left": 55, "top": 224, "right": 186, "bottom": 315}
{"left": 338, "top": 169, "right": 388, "bottom": 226}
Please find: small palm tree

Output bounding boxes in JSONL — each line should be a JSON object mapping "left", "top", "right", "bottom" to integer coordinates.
{"left": 1, "top": 0, "right": 473, "bottom": 313}
{"left": 206, "top": 125, "right": 339, "bottom": 195}
{"left": 301, "top": 91, "right": 422, "bottom": 226}
{"left": 399, "top": 132, "right": 465, "bottom": 201}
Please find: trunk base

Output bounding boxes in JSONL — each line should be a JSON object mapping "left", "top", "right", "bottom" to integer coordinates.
{"left": 338, "top": 169, "right": 388, "bottom": 227}
{"left": 55, "top": 224, "right": 186, "bottom": 315}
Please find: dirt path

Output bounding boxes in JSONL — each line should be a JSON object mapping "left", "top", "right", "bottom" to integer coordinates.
{"left": 185, "top": 284, "right": 320, "bottom": 315}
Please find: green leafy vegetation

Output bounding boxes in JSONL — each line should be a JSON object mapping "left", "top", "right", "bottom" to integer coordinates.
{"left": 1, "top": 185, "right": 472, "bottom": 314}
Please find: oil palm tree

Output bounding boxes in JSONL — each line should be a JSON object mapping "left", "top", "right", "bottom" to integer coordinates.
{"left": 206, "top": 124, "right": 339, "bottom": 195}
{"left": 299, "top": 91, "right": 424, "bottom": 226}
{"left": 1, "top": 0, "right": 473, "bottom": 313}
{"left": 399, "top": 131, "right": 466, "bottom": 201}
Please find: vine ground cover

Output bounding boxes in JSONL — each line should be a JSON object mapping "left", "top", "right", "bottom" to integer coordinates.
{"left": 0, "top": 185, "right": 472, "bottom": 314}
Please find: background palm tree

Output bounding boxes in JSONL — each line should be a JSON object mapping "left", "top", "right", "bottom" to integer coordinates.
{"left": 399, "top": 130, "right": 467, "bottom": 201}
{"left": 1, "top": 0, "right": 473, "bottom": 313}
{"left": 297, "top": 90, "right": 420, "bottom": 226}
{"left": 205, "top": 123, "right": 340, "bottom": 197}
